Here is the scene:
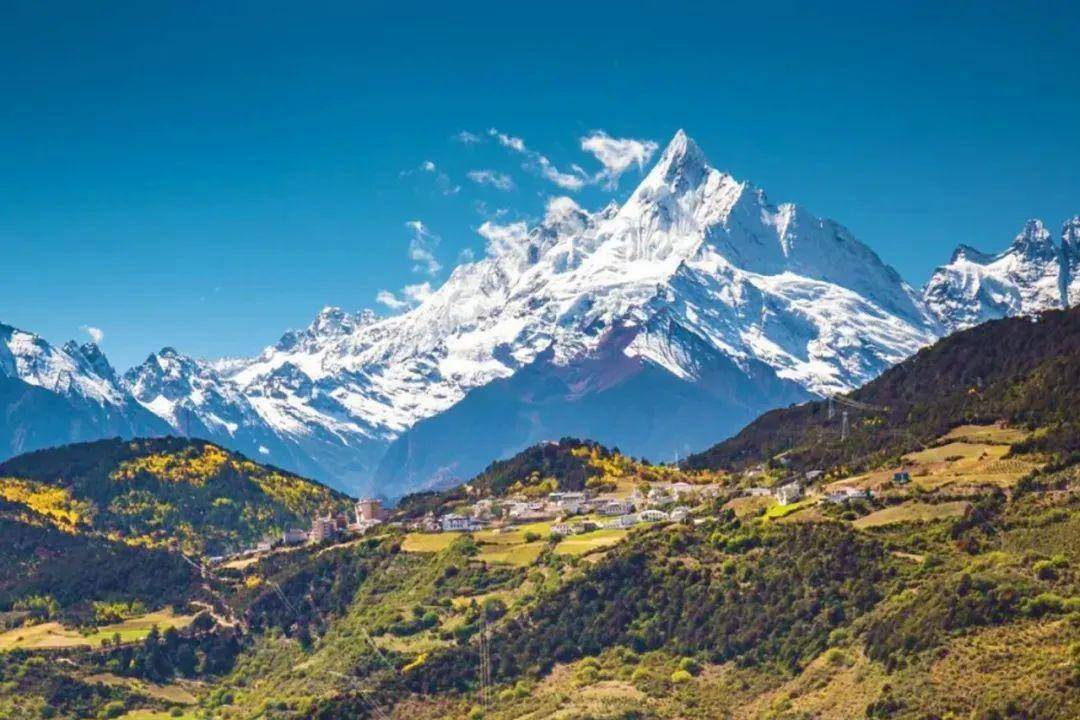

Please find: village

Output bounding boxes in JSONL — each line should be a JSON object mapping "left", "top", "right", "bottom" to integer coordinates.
{"left": 217, "top": 459, "right": 895, "bottom": 565}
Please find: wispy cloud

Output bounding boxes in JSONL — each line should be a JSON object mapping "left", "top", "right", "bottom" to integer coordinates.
{"left": 401, "top": 160, "right": 460, "bottom": 196}
{"left": 406, "top": 220, "right": 442, "bottom": 276}
{"left": 376, "top": 281, "right": 435, "bottom": 313}
{"left": 376, "top": 290, "right": 409, "bottom": 311}
{"left": 80, "top": 325, "right": 104, "bottom": 344}
{"left": 453, "top": 130, "right": 482, "bottom": 144}
{"left": 489, "top": 129, "right": 526, "bottom": 152}
{"left": 580, "top": 131, "right": 659, "bottom": 188}
{"left": 467, "top": 169, "right": 515, "bottom": 191}
{"left": 457, "top": 247, "right": 476, "bottom": 263}
{"left": 488, "top": 128, "right": 588, "bottom": 191}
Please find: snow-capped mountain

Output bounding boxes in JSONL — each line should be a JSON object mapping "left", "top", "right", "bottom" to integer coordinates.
{"left": 4, "top": 132, "right": 1076, "bottom": 497}
{"left": 0, "top": 324, "right": 168, "bottom": 458}
{"left": 121, "top": 131, "right": 941, "bottom": 495}
{"left": 924, "top": 217, "right": 1080, "bottom": 333}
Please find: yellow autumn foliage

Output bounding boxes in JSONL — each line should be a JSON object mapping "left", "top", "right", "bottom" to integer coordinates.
{"left": 112, "top": 444, "right": 231, "bottom": 486}
{"left": 0, "top": 477, "right": 88, "bottom": 530}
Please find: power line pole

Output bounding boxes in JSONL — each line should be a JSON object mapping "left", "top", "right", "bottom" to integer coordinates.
{"left": 479, "top": 609, "right": 492, "bottom": 714}
{"left": 841, "top": 410, "right": 849, "bottom": 442}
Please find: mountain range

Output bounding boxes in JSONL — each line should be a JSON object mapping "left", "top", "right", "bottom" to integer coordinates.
{"left": 3, "top": 131, "right": 1078, "bottom": 496}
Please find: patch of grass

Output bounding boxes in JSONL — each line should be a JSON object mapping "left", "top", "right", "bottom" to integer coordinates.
{"left": 476, "top": 541, "right": 546, "bottom": 566}
{"left": 402, "top": 532, "right": 462, "bottom": 553}
{"left": 903, "top": 441, "right": 1003, "bottom": 465}
{"left": 852, "top": 501, "right": 970, "bottom": 529}
{"left": 85, "top": 673, "right": 198, "bottom": 704}
{"left": 554, "top": 529, "right": 627, "bottom": 557}
{"left": 117, "top": 711, "right": 200, "bottom": 720}
{"left": 724, "top": 495, "right": 773, "bottom": 518}
{"left": 765, "top": 499, "right": 812, "bottom": 519}
{"left": 0, "top": 609, "right": 194, "bottom": 650}
{"left": 940, "top": 424, "right": 1031, "bottom": 445}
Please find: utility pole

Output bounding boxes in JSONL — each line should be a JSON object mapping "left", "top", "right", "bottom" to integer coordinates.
{"left": 827, "top": 395, "right": 835, "bottom": 420}
{"left": 479, "top": 609, "right": 492, "bottom": 713}
{"left": 841, "top": 410, "right": 849, "bottom": 442}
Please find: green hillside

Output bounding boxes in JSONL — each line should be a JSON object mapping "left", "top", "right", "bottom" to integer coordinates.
{"left": 0, "top": 436, "right": 354, "bottom": 555}
{"left": 686, "top": 306, "right": 1080, "bottom": 475}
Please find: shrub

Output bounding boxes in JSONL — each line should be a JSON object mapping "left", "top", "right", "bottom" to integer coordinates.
{"left": 677, "top": 657, "right": 701, "bottom": 676}
{"left": 670, "top": 669, "right": 693, "bottom": 683}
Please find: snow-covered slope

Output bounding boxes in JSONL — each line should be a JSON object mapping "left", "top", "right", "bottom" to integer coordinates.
{"left": 0, "top": 324, "right": 169, "bottom": 458}
{"left": 5, "top": 133, "right": 1075, "bottom": 497}
{"left": 924, "top": 217, "right": 1080, "bottom": 333}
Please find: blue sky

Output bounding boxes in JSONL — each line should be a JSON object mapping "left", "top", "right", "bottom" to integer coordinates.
{"left": 3, "top": 1, "right": 1079, "bottom": 370}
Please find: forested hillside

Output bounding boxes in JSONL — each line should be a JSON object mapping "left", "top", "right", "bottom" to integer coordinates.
{"left": 0, "top": 436, "right": 353, "bottom": 554}
{"left": 686, "top": 306, "right": 1080, "bottom": 475}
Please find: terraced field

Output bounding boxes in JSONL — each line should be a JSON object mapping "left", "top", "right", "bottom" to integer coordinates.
{"left": 852, "top": 501, "right": 970, "bottom": 529}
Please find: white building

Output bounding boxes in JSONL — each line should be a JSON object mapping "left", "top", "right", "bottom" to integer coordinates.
{"left": 607, "top": 514, "right": 639, "bottom": 529}
{"left": 598, "top": 499, "right": 634, "bottom": 516}
{"left": 549, "top": 492, "right": 587, "bottom": 514}
{"left": 550, "top": 522, "right": 573, "bottom": 536}
{"left": 670, "top": 506, "right": 690, "bottom": 522}
{"left": 638, "top": 509, "right": 669, "bottom": 522}
{"left": 441, "top": 514, "right": 479, "bottom": 532}
{"left": 774, "top": 482, "right": 803, "bottom": 506}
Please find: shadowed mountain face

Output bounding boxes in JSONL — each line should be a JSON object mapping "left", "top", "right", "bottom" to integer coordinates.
{"left": 375, "top": 325, "right": 810, "bottom": 492}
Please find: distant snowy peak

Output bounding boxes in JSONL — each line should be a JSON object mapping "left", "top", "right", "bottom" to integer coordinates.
{"left": 1062, "top": 216, "right": 1080, "bottom": 306}
{"left": 924, "top": 217, "right": 1078, "bottom": 333}
{"left": 272, "top": 306, "right": 377, "bottom": 354}
{"left": 0, "top": 324, "right": 126, "bottom": 405}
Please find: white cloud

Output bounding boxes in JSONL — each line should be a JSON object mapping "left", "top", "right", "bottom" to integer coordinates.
{"left": 457, "top": 247, "right": 476, "bottom": 263}
{"left": 580, "top": 131, "right": 659, "bottom": 188}
{"left": 406, "top": 220, "right": 442, "bottom": 275}
{"left": 376, "top": 282, "right": 434, "bottom": 314}
{"left": 467, "top": 169, "right": 515, "bottom": 191}
{"left": 80, "top": 325, "right": 104, "bottom": 344}
{"left": 376, "top": 290, "right": 409, "bottom": 311}
{"left": 488, "top": 128, "right": 588, "bottom": 191}
{"left": 258, "top": 445, "right": 270, "bottom": 455}
{"left": 478, "top": 220, "right": 530, "bottom": 257}
{"left": 488, "top": 128, "right": 526, "bottom": 152}
{"left": 536, "top": 157, "right": 586, "bottom": 190}
{"left": 453, "top": 130, "right": 482, "bottom": 144}
{"left": 420, "top": 159, "right": 437, "bottom": 172}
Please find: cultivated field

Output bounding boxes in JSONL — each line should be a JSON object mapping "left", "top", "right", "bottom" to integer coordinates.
{"left": 0, "top": 609, "right": 195, "bottom": 650}
{"left": 852, "top": 501, "right": 970, "bottom": 529}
